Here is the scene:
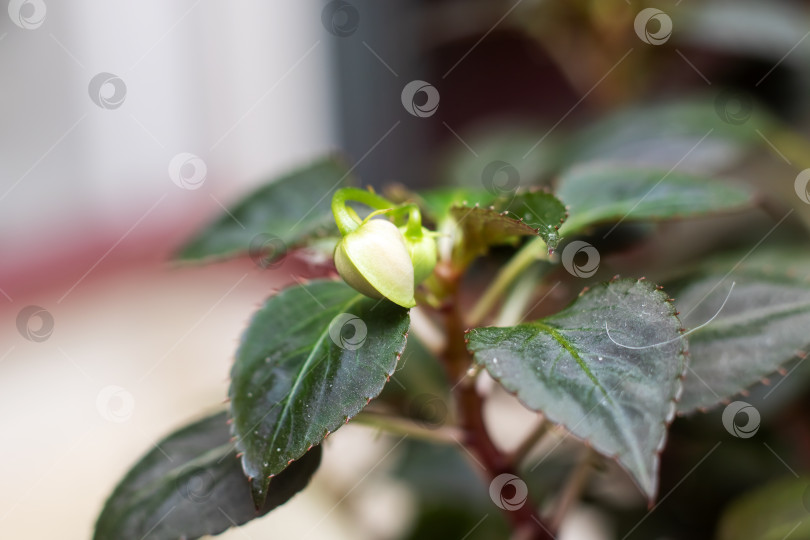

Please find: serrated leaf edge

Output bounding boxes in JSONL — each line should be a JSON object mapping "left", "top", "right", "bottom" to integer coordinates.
{"left": 466, "top": 277, "right": 688, "bottom": 501}
{"left": 227, "top": 280, "right": 408, "bottom": 507}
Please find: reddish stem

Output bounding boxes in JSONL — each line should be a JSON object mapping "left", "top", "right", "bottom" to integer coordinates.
{"left": 439, "top": 273, "right": 555, "bottom": 540}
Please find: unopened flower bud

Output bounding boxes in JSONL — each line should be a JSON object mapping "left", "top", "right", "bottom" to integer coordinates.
{"left": 334, "top": 219, "right": 416, "bottom": 308}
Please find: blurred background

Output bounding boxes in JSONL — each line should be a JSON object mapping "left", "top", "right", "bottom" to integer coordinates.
{"left": 2, "top": 1, "right": 810, "bottom": 539}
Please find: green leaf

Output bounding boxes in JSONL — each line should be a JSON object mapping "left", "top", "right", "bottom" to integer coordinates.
{"left": 176, "top": 156, "right": 352, "bottom": 263}
{"left": 450, "top": 190, "right": 567, "bottom": 265}
{"left": 94, "top": 412, "right": 321, "bottom": 540}
{"left": 439, "top": 124, "right": 561, "bottom": 188}
{"left": 675, "top": 248, "right": 810, "bottom": 413}
{"left": 466, "top": 279, "right": 685, "bottom": 499}
{"left": 375, "top": 334, "right": 449, "bottom": 417}
{"left": 392, "top": 440, "right": 510, "bottom": 540}
{"left": 556, "top": 164, "right": 754, "bottom": 236}
{"left": 417, "top": 187, "right": 493, "bottom": 224}
{"left": 403, "top": 505, "right": 510, "bottom": 540}
{"left": 717, "top": 476, "right": 810, "bottom": 540}
{"left": 562, "top": 99, "right": 778, "bottom": 173}
{"left": 679, "top": 3, "right": 810, "bottom": 66}
{"left": 393, "top": 440, "right": 489, "bottom": 507}
{"left": 503, "top": 191, "right": 568, "bottom": 252}
{"left": 229, "top": 280, "right": 409, "bottom": 507}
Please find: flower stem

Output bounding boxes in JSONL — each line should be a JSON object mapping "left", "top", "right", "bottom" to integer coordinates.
{"left": 403, "top": 204, "right": 424, "bottom": 238}
{"left": 331, "top": 187, "right": 397, "bottom": 235}
{"left": 508, "top": 416, "right": 549, "bottom": 468}
{"left": 468, "top": 237, "right": 551, "bottom": 327}
{"left": 494, "top": 264, "right": 546, "bottom": 327}
{"left": 549, "top": 447, "right": 595, "bottom": 531}
{"left": 352, "top": 410, "right": 461, "bottom": 445}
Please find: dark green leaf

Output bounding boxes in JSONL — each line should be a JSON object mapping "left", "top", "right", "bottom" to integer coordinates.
{"left": 439, "top": 124, "right": 561, "bottom": 189}
{"left": 176, "top": 156, "right": 352, "bottom": 263}
{"left": 562, "top": 99, "right": 778, "bottom": 173}
{"left": 679, "top": 3, "right": 810, "bottom": 66}
{"left": 229, "top": 280, "right": 409, "bottom": 506}
{"left": 717, "top": 476, "right": 810, "bottom": 540}
{"left": 502, "top": 191, "right": 568, "bottom": 252}
{"left": 393, "top": 440, "right": 487, "bottom": 506}
{"left": 392, "top": 440, "right": 510, "bottom": 540}
{"left": 375, "top": 334, "right": 449, "bottom": 418}
{"left": 94, "top": 412, "right": 321, "bottom": 540}
{"left": 450, "top": 190, "right": 567, "bottom": 265}
{"left": 403, "top": 505, "right": 510, "bottom": 540}
{"left": 466, "top": 279, "right": 685, "bottom": 499}
{"left": 418, "top": 187, "right": 493, "bottom": 224}
{"left": 556, "top": 164, "right": 754, "bottom": 236}
{"left": 675, "top": 248, "right": 810, "bottom": 413}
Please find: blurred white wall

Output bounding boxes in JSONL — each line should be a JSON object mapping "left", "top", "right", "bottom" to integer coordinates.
{"left": 0, "top": 2, "right": 368, "bottom": 539}
{"left": 0, "top": 0, "right": 336, "bottom": 269}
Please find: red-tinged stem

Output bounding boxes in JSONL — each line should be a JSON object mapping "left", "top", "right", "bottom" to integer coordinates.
{"left": 438, "top": 268, "right": 555, "bottom": 540}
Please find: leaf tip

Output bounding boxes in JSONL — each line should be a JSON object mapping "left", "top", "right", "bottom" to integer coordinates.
{"left": 250, "top": 476, "right": 269, "bottom": 511}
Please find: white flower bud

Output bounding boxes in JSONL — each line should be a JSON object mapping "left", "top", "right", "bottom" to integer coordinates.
{"left": 334, "top": 219, "right": 416, "bottom": 308}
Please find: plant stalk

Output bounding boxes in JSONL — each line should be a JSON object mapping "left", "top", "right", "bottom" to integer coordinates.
{"left": 494, "top": 264, "right": 546, "bottom": 327}
{"left": 440, "top": 276, "right": 555, "bottom": 540}
{"left": 508, "top": 417, "right": 549, "bottom": 468}
{"left": 352, "top": 410, "right": 461, "bottom": 445}
{"left": 549, "top": 447, "right": 595, "bottom": 531}
{"left": 468, "top": 238, "right": 550, "bottom": 326}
